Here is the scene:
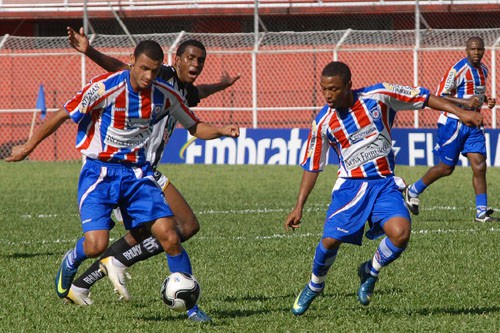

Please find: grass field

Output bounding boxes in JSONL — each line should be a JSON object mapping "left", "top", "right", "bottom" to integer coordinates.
{"left": 0, "top": 162, "right": 499, "bottom": 333}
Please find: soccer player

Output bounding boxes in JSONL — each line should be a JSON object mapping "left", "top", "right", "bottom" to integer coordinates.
{"left": 63, "top": 27, "right": 240, "bottom": 311}
{"left": 6, "top": 40, "right": 239, "bottom": 322}
{"left": 285, "top": 61, "right": 483, "bottom": 315}
{"left": 404, "top": 37, "right": 497, "bottom": 222}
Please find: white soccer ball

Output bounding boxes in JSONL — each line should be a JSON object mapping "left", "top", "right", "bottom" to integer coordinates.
{"left": 161, "top": 272, "right": 201, "bottom": 312}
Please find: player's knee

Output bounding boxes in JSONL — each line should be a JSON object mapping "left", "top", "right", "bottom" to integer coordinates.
{"left": 182, "top": 217, "right": 200, "bottom": 241}
{"left": 155, "top": 226, "right": 182, "bottom": 253}
{"left": 83, "top": 239, "right": 108, "bottom": 258}
{"left": 471, "top": 159, "right": 487, "bottom": 175}
{"left": 438, "top": 163, "right": 454, "bottom": 177}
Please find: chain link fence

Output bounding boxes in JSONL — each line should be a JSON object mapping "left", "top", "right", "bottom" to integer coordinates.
{"left": 1, "top": 1, "right": 499, "bottom": 160}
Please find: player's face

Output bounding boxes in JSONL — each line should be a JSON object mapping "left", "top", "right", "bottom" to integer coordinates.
{"left": 129, "top": 53, "right": 162, "bottom": 91}
{"left": 175, "top": 46, "right": 206, "bottom": 84}
{"left": 465, "top": 40, "right": 485, "bottom": 67}
{"left": 320, "top": 75, "right": 352, "bottom": 109}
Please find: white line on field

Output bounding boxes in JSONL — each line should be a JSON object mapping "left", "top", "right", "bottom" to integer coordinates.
{"left": 17, "top": 204, "right": 490, "bottom": 220}
{"left": 1, "top": 228, "right": 499, "bottom": 246}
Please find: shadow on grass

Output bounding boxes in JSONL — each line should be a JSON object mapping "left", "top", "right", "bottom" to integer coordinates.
{"left": 2, "top": 252, "right": 56, "bottom": 259}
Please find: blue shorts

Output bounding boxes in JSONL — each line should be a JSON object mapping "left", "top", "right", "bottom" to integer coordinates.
{"left": 323, "top": 177, "right": 410, "bottom": 246}
{"left": 78, "top": 159, "right": 173, "bottom": 233}
{"left": 435, "top": 116, "right": 486, "bottom": 166}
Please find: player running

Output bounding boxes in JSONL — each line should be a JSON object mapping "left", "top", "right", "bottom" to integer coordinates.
{"left": 285, "top": 61, "right": 482, "bottom": 315}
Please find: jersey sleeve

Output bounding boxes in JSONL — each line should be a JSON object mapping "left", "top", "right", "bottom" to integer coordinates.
{"left": 435, "top": 65, "right": 458, "bottom": 96}
{"left": 161, "top": 90, "right": 200, "bottom": 130}
{"left": 63, "top": 73, "right": 111, "bottom": 124}
{"left": 376, "top": 83, "right": 430, "bottom": 111}
{"left": 300, "top": 107, "right": 331, "bottom": 172}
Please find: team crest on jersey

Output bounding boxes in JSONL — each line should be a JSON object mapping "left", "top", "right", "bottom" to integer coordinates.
{"left": 369, "top": 108, "right": 381, "bottom": 120}
{"left": 152, "top": 105, "right": 162, "bottom": 117}
{"left": 80, "top": 82, "right": 105, "bottom": 114}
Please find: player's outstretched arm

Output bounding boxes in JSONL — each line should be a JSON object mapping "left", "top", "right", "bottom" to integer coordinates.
{"left": 440, "top": 95, "right": 481, "bottom": 110}
{"left": 67, "top": 26, "right": 128, "bottom": 72}
{"left": 284, "top": 170, "right": 320, "bottom": 232}
{"left": 5, "top": 109, "right": 70, "bottom": 162}
{"left": 427, "top": 95, "right": 483, "bottom": 128}
{"left": 196, "top": 71, "right": 241, "bottom": 99}
{"left": 188, "top": 122, "right": 239, "bottom": 140}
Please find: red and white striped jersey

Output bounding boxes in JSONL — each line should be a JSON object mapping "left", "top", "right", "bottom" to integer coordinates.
{"left": 436, "top": 57, "right": 488, "bottom": 118}
{"left": 64, "top": 70, "right": 200, "bottom": 165}
{"left": 301, "top": 83, "right": 430, "bottom": 178}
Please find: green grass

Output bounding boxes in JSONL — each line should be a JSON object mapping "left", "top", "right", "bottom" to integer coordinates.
{"left": 0, "top": 162, "right": 499, "bottom": 333}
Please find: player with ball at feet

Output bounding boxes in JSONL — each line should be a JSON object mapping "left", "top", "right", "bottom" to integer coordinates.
{"left": 285, "top": 61, "right": 483, "bottom": 315}
{"left": 6, "top": 40, "right": 239, "bottom": 323}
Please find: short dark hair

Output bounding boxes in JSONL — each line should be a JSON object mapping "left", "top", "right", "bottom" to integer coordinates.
{"left": 134, "top": 40, "right": 164, "bottom": 62}
{"left": 321, "top": 61, "right": 351, "bottom": 84}
{"left": 466, "top": 36, "right": 485, "bottom": 48}
{"left": 176, "top": 39, "right": 206, "bottom": 57}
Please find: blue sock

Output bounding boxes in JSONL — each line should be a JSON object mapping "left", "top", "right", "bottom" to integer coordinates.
{"left": 410, "top": 179, "right": 427, "bottom": 196}
{"left": 67, "top": 237, "right": 87, "bottom": 270}
{"left": 166, "top": 249, "right": 192, "bottom": 275}
{"left": 167, "top": 250, "right": 198, "bottom": 316}
{"left": 370, "top": 237, "right": 405, "bottom": 277}
{"left": 476, "top": 193, "right": 487, "bottom": 217}
{"left": 308, "top": 241, "right": 338, "bottom": 292}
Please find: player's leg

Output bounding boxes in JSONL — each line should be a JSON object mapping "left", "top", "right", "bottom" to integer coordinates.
{"left": 405, "top": 119, "right": 460, "bottom": 215}
{"left": 358, "top": 180, "right": 411, "bottom": 306}
{"left": 292, "top": 237, "right": 341, "bottom": 316}
{"left": 463, "top": 127, "right": 498, "bottom": 222}
{"left": 56, "top": 229, "right": 109, "bottom": 299}
{"left": 292, "top": 178, "right": 374, "bottom": 315}
{"left": 149, "top": 217, "right": 211, "bottom": 322}
{"left": 96, "top": 181, "right": 199, "bottom": 301}
{"left": 56, "top": 159, "right": 115, "bottom": 299}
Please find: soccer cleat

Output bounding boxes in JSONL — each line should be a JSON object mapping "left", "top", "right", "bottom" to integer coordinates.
{"left": 64, "top": 285, "right": 93, "bottom": 305}
{"left": 55, "top": 250, "right": 78, "bottom": 298}
{"left": 403, "top": 186, "right": 420, "bottom": 215}
{"left": 475, "top": 209, "right": 499, "bottom": 223}
{"left": 188, "top": 309, "right": 212, "bottom": 323}
{"left": 291, "top": 284, "right": 321, "bottom": 316}
{"left": 357, "top": 261, "right": 378, "bottom": 306}
{"left": 99, "top": 256, "right": 131, "bottom": 301}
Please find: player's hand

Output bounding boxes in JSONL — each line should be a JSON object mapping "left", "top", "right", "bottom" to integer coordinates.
{"left": 466, "top": 96, "right": 481, "bottom": 109}
{"left": 220, "top": 71, "right": 241, "bottom": 88}
{"left": 67, "top": 26, "right": 89, "bottom": 54}
{"left": 284, "top": 209, "right": 302, "bottom": 232}
{"left": 221, "top": 124, "right": 240, "bottom": 138}
{"left": 4, "top": 144, "right": 32, "bottom": 162}
{"left": 486, "top": 96, "right": 496, "bottom": 109}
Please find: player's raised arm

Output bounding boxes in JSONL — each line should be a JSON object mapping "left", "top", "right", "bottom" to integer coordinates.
{"left": 196, "top": 71, "right": 241, "bottom": 99}
{"left": 67, "top": 26, "right": 128, "bottom": 72}
{"left": 5, "top": 109, "right": 70, "bottom": 162}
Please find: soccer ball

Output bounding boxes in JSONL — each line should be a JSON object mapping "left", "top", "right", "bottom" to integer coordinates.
{"left": 161, "top": 272, "right": 201, "bottom": 312}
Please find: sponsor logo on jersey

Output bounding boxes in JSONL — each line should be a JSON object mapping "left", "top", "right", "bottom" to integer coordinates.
{"left": 383, "top": 83, "right": 419, "bottom": 97}
{"left": 80, "top": 82, "right": 105, "bottom": 114}
{"left": 349, "top": 124, "right": 377, "bottom": 144}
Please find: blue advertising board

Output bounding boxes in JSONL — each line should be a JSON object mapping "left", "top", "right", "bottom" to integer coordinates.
{"left": 160, "top": 128, "right": 500, "bottom": 167}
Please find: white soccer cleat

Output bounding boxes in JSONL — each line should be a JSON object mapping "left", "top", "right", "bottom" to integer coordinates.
{"left": 99, "top": 256, "right": 131, "bottom": 301}
{"left": 64, "top": 285, "right": 93, "bottom": 305}
{"left": 403, "top": 186, "right": 420, "bottom": 215}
